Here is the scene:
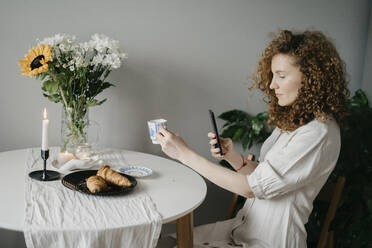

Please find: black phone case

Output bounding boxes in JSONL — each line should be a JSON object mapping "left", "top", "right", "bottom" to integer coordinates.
{"left": 209, "top": 110, "right": 223, "bottom": 156}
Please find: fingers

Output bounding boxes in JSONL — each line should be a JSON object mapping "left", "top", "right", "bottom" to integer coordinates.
{"left": 156, "top": 127, "right": 177, "bottom": 145}
{"left": 210, "top": 147, "right": 221, "bottom": 154}
{"left": 208, "top": 133, "right": 224, "bottom": 151}
{"left": 209, "top": 139, "right": 218, "bottom": 146}
{"left": 211, "top": 149, "right": 224, "bottom": 159}
{"left": 207, "top": 132, "right": 216, "bottom": 138}
{"left": 158, "top": 126, "right": 171, "bottom": 138}
{"left": 208, "top": 132, "right": 219, "bottom": 147}
{"left": 155, "top": 132, "right": 165, "bottom": 145}
{"left": 210, "top": 145, "right": 224, "bottom": 156}
{"left": 208, "top": 135, "right": 227, "bottom": 147}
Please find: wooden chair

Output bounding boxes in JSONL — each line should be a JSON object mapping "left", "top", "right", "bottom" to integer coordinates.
{"left": 316, "top": 176, "right": 345, "bottom": 248}
{"left": 226, "top": 154, "right": 346, "bottom": 248}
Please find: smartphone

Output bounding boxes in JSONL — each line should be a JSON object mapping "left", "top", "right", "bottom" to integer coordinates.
{"left": 209, "top": 110, "right": 223, "bottom": 156}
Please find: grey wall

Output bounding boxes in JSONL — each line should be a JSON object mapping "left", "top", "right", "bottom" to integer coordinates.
{"left": 362, "top": 7, "right": 372, "bottom": 99}
{"left": 0, "top": 0, "right": 371, "bottom": 243}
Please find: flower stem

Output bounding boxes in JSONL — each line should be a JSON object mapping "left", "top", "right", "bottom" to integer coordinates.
{"left": 50, "top": 72, "right": 72, "bottom": 122}
{"left": 59, "top": 85, "right": 69, "bottom": 110}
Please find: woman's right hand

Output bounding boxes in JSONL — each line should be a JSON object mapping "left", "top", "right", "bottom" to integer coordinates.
{"left": 208, "top": 132, "right": 234, "bottom": 160}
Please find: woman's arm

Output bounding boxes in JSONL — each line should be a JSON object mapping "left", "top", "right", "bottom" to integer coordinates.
{"left": 156, "top": 128, "right": 255, "bottom": 198}
{"left": 180, "top": 149, "right": 255, "bottom": 198}
{"left": 223, "top": 150, "right": 259, "bottom": 175}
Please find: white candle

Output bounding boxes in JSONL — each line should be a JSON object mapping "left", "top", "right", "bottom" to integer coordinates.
{"left": 41, "top": 108, "right": 49, "bottom": 151}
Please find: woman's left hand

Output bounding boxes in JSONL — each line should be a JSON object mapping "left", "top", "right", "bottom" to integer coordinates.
{"left": 155, "top": 127, "right": 190, "bottom": 161}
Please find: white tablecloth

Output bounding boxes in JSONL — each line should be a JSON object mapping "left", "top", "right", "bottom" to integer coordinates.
{"left": 24, "top": 148, "right": 162, "bottom": 248}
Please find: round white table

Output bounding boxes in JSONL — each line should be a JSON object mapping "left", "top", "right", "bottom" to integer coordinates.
{"left": 0, "top": 148, "right": 207, "bottom": 248}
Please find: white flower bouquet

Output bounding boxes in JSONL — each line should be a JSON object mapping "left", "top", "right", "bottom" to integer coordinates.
{"left": 19, "top": 33, "right": 127, "bottom": 152}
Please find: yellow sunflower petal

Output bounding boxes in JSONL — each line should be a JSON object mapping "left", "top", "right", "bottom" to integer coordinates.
{"left": 19, "top": 44, "right": 53, "bottom": 77}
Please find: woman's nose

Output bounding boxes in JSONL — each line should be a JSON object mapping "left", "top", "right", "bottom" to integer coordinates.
{"left": 270, "top": 78, "right": 278, "bottom": 90}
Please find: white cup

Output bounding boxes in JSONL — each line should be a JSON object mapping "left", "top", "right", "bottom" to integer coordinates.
{"left": 147, "top": 119, "right": 168, "bottom": 144}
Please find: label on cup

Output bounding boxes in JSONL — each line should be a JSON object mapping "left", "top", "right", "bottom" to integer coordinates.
{"left": 147, "top": 119, "right": 168, "bottom": 144}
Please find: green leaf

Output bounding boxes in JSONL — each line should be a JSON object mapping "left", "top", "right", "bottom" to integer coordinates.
{"left": 68, "top": 76, "right": 74, "bottom": 88}
{"left": 232, "top": 127, "right": 244, "bottom": 142}
{"left": 103, "top": 69, "right": 111, "bottom": 79}
{"left": 86, "top": 99, "right": 99, "bottom": 107}
{"left": 256, "top": 111, "right": 269, "bottom": 120}
{"left": 348, "top": 89, "right": 369, "bottom": 109}
{"left": 221, "top": 125, "right": 239, "bottom": 138}
{"left": 56, "top": 73, "right": 67, "bottom": 84}
{"left": 42, "top": 80, "right": 59, "bottom": 94}
{"left": 38, "top": 73, "right": 47, "bottom": 81}
{"left": 102, "top": 82, "right": 114, "bottom": 90}
{"left": 223, "top": 122, "right": 231, "bottom": 128}
{"left": 97, "top": 98, "right": 107, "bottom": 105}
{"left": 364, "top": 185, "right": 372, "bottom": 198}
{"left": 46, "top": 94, "right": 60, "bottom": 103}
{"left": 219, "top": 110, "right": 269, "bottom": 151}
{"left": 219, "top": 109, "right": 250, "bottom": 123}
{"left": 251, "top": 118, "right": 264, "bottom": 135}
{"left": 241, "top": 130, "right": 252, "bottom": 150}
{"left": 86, "top": 98, "right": 108, "bottom": 107}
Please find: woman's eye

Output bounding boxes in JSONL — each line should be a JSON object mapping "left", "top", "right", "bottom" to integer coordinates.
{"left": 279, "top": 75, "right": 285, "bottom": 79}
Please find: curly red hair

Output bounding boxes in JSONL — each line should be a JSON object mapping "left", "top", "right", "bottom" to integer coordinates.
{"left": 251, "top": 30, "right": 349, "bottom": 131}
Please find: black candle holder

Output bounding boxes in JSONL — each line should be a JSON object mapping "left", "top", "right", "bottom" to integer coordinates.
{"left": 28, "top": 150, "right": 60, "bottom": 181}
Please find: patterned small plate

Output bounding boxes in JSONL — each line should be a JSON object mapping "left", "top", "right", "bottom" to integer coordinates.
{"left": 119, "top": 166, "right": 152, "bottom": 178}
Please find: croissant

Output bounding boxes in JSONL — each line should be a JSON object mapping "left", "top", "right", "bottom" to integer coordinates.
{"left": 97, "top": 165, "right": 132, "bottom": 187}
{"left": 86, "top": 175, "right": 109, "bottom": 193}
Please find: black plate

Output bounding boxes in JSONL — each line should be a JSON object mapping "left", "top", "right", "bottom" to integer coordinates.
{"left": 61, "top": 170, "right": 137, "bottom": 196}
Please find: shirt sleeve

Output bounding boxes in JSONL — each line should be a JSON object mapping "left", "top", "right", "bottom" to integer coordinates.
{"left": 247, "top": 124, "right": 332, "bottom": 199}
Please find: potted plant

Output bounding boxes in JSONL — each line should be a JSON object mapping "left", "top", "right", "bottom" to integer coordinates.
{"left": 218, "top": 109, "right": 272, "bottom": 170}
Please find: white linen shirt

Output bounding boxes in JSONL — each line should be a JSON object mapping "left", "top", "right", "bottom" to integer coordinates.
{"left": 191, "top": 118, "right": 341, "bottom": 248}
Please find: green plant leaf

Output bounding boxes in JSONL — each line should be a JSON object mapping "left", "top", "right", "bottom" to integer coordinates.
{"left": 38, "top": 73, "right": 47, "bottom": 81}
{"left": 45, "top": 93, "right": 60, "bottom": 103}
{"left": 219, "top": 109, "right": 250, "bottom": 123}
{"left": 232, "top": 127, "right": 244, "bottom": 142}
{"left": 223, "top": 122, "right": 231, "bottom": 128}
{"left": 86, "top": 99, "right": 99, "bottom": 107}
{"left": 221, "top": 125, "right": 240, "bottom": 138}
{"left": 256, "top": 111, "right": 269, "bottom": 120}
{"left": 348, "top": 89, "right": 369, "bottom": 109}
{"left": 251, "top": 118, "right": 264, "bottom": 135}
{"left": 241, "top": 130, "right": 252, "bottom": 150}
{"left": 86, "top": 98, "right": 108, "bottom": 107}
{"left": 42, "top": 80, "right": 59, "bottom": 94}
{"left": 97, "top": 98, "right": 107, "bottom": 105}
{"left": 102, "top": 82, "right": 115, "bottom": 90}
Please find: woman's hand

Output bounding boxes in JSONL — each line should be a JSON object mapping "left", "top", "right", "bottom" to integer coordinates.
{"left": 155, "top": 127, "right": 191, "bottom": 162}
{"left": 208, "top": 132, "right": 235, "bottom": 160}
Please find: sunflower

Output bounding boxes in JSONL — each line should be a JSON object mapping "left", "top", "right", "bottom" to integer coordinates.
{"left": 19, "top": 44, "right": 52, "bottom": 77}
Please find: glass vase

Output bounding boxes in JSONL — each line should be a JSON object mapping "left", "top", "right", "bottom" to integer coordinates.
{"left": 61, "top": 106, "right": 90, "bottom": 156}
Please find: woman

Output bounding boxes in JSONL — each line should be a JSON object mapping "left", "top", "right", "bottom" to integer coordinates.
{"left": 156, "top": 30, "right": 349, "bottom": 248}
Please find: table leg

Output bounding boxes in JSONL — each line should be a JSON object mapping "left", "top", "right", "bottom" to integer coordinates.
{"left": 176, "top": 212, "right": 194, "bottom": 248}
